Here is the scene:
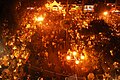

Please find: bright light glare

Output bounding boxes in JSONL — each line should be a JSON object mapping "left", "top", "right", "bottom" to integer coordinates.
{"left": 103, "top": 11, "right": 108, "bottom": 16}
{"left": 66, "top": 56, "right": 71, "bottom": 60}
{"left": 75, "top": 60, "right": 79, "bottom": 64}
{"left": 81, "top": 55, "right": 85, "bottom": 59}
{"left": 73, "top": 51, "right": 77, "bottom": 56}
{"left": 36, "top": 16, "right": 44, "bottom": 22}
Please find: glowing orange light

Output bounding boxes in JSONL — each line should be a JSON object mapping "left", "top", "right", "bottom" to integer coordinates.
{"left": 103, "top": 11, "right": 108, "bottom": 16}
{"left": 73, "top": 51, "right": 77, "bottom": 56}
{"left": 66, "top": 56, "right": 71, "bottom": 60}
{"left": 75, "top": 60, "right": 79, "bottom": 64}
{"left": 13, "top": 46, "right": 17, "bottom": 50}
{"left": 36, "top": 16, "right": 44, "bottom": 22}
{"left": 81, "top": 55, "right": 85, "bottom": 59}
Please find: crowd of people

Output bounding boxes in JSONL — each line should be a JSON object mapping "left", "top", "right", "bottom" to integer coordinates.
{"left": 0, "top": 3, "right": 120, "bottom": 80}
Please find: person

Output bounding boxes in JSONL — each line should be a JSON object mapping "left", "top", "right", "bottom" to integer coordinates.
{"left": 87, "top": 73, "right": 95, "bottom": 80}
{"left": 103, "top": 72, "right": 111, "bottom": 80}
